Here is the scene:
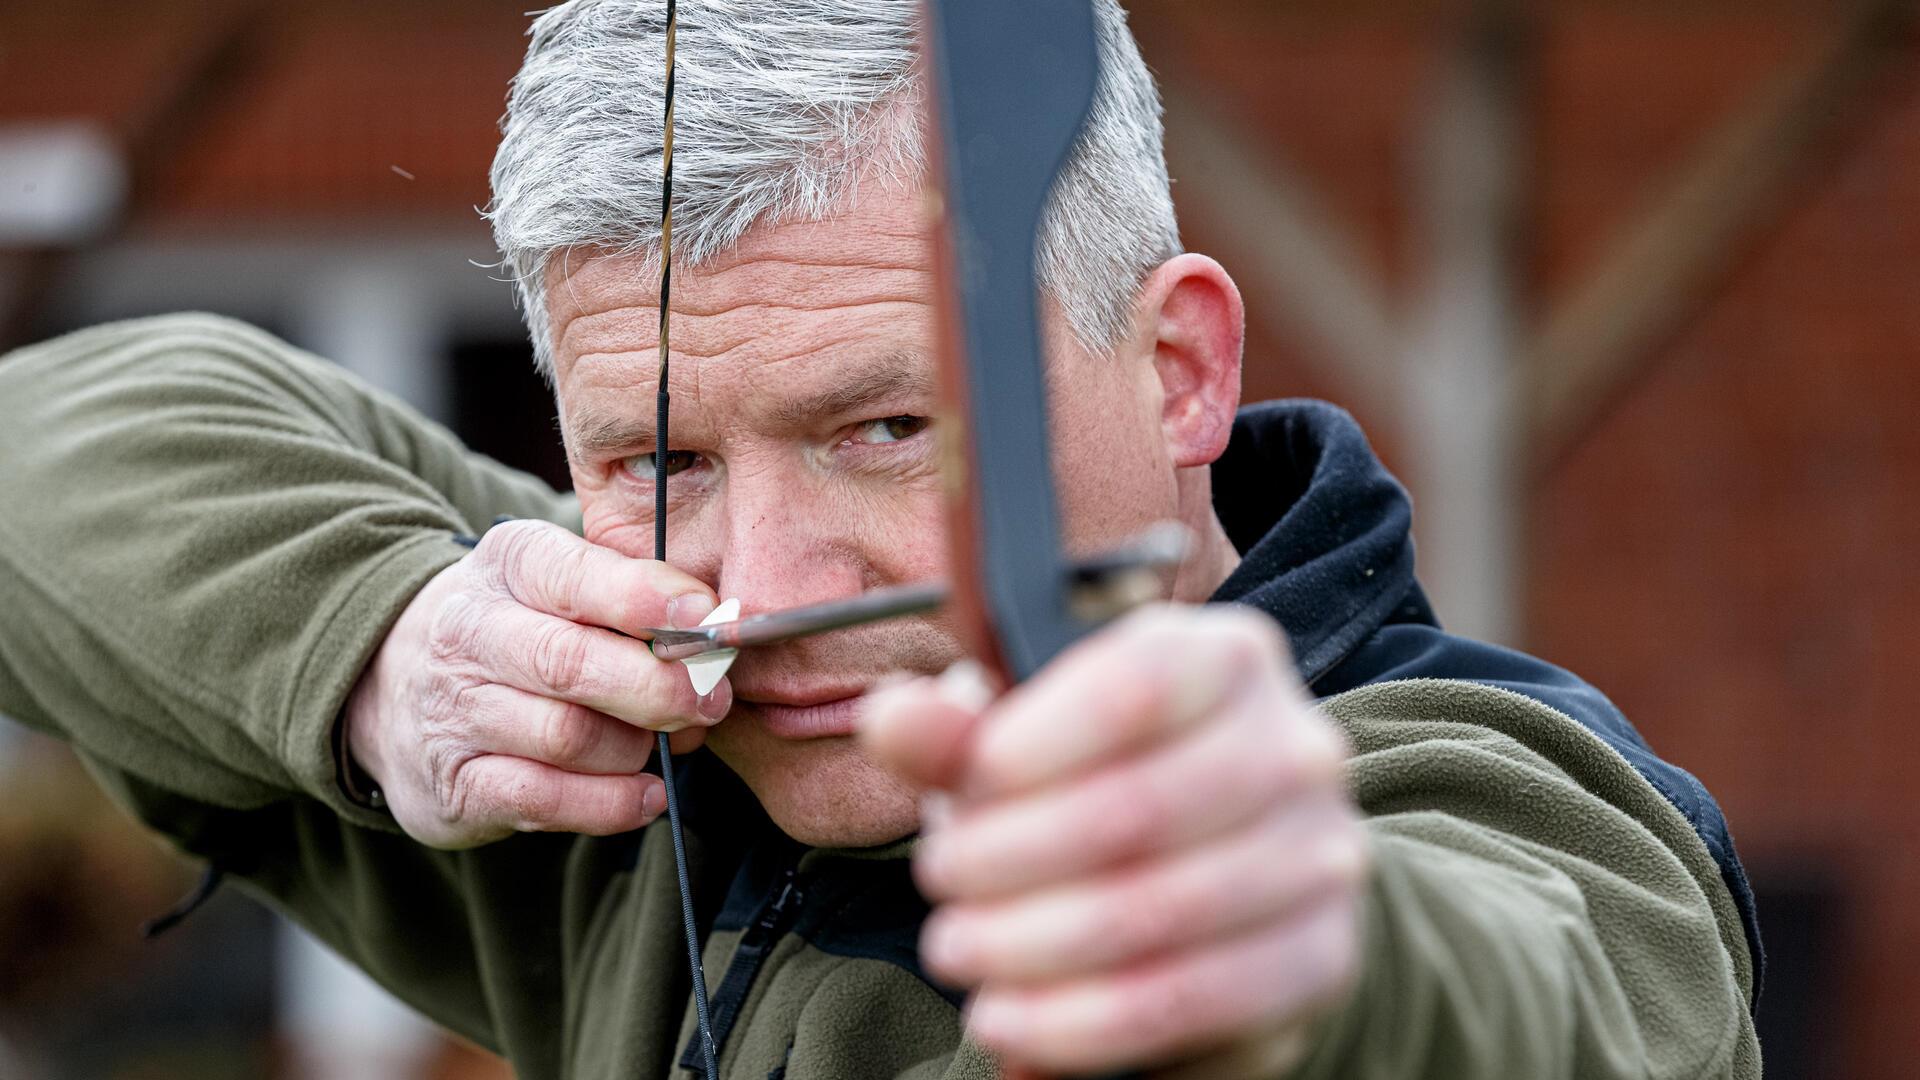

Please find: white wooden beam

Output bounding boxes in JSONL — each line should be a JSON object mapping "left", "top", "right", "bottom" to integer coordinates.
{"left": 1399, "top": 7, "right": 1530, "bottom": 645}
{"left": 1161, "top": 88, "right": 1401, "bottom": 408}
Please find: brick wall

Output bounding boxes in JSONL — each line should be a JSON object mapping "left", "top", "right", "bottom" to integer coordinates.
{"left": 1140, "top": 7, "right": 1920, "bottom": 1076}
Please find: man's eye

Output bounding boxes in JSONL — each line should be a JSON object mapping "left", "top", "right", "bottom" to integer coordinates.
{"left": 851, "top": 416, "right": 931, "bottom": 445}
{"left": 622, "top": 450, "right": 700, "bottom": 479}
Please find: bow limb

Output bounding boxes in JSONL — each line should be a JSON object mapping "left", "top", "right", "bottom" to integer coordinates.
{"left": 921, "top": 0, "right": 1103, "bottom": 684}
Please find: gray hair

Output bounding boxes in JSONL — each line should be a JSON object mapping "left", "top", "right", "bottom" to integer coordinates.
{"left": 488, "top": 0, "right": 1182, "bottom": 376}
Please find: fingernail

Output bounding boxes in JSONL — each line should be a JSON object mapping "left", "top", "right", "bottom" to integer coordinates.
{"left": 698, "top": 685, "right": 731, "bottom": 722}
{"left": 935, "top": 660, "right": 996, "bottom": 712}
{"left": 667, "top": 593, "right": 717, "bottom": 631}
{"left": 642, "top": 782, "right": 665, "bottom": 820}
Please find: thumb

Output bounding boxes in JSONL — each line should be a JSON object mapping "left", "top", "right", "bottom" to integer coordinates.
{"left": 859, "top": 661, "right": 998, "bottom": 793}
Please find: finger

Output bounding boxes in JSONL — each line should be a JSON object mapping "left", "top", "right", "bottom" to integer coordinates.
{"left": 964, "top": 607, "right": 1295, "bottom": 800}
{"left": 916, "top": 704, "right": 1347, "bottom": 901}
{"left": 964, "top": 894, "right": 1361, "bottom": 1075}
{"left": 437, "top": 596, "right": 726, "bottom": 732}
{"left": 448, "top": 753, "right": 666, "bottom": 838}
{"left": 452, "top": 684, "right": 658, "bottom": 774}
{"left": 921, "top": 796, "right": 1365, "bottom": 986}
{"left": 667, "top": 725, "right": 709, "bottom": 756}
{"left": 859, "top": 662, "right": 996, "bottom": 792}
{"left": 473, "top": 518, "right": 718, "bottom": 634}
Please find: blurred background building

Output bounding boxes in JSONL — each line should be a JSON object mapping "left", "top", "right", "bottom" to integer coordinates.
{"left": 2, "top": 1, "right": 1915, "bottom": 1077}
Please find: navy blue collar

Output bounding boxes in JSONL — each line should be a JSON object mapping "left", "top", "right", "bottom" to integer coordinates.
{"left": 1210, "top": 400, "right": 1432, "bottom": 684}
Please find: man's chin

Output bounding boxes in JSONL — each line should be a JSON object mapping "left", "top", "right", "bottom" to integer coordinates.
{"left": 707, "top": 727, "right": 922, "bottom": 849}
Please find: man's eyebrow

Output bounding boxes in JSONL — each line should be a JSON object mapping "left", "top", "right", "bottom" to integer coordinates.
{"left": 563, "top": 409, "right": 654, "bottom": 461}
{"left": 771, "top": 356, "right": 937, "bottom": 428}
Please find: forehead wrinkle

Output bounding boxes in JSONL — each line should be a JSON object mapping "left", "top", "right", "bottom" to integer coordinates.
{"left": 568, "top": 298, "right": 932, "bottom": 382}
{"left": 556, "top": 287, "right": 928, "bottom": 366}
{"left": 556, "top": 248, "right": 927, "bottom": 321}
{"left": 681, "top": 260, "right": 928, "bottom": 315}
{"left": 561, "top": 288, "right": 920, "bottom": 331}
{"left": 556, "top": 306, "right": 653, "bottom": 366}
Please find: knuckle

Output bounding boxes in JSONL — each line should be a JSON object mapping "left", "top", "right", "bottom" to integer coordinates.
{"left": 1081, "top": 779, "right": 1167, "bottom": 860}
{"left": 635, "top": 666, "right": 699, "bottom": 729}
{"left": 1063, "top": 662, "right": 1154, "bottom": 737}
{"left": 427, "top": 593, "right": 487, "bottom": 665}
{"left": 457, "top": 762, "right": 557, "bottom": 829}
{"left": 502, "top": 773, "right": 561, "bottom": 828}
{"left": 537, "top": 701, "right": 603, "bottom": 765}
{"left": 422, "top": 678, "right": 487, "bottom": 804}
{"left": 426, "top": 742, "right": 462, "bottom": 808}
{"left": 470, "top": 518, "right": 523, "bottom": 570}
{"left": 1103, "top": 875, "right": 1189, "bottom": 953}
{"left": 425, "top": 671, "right": 477, "bottom": 728}
{"left": 478, "top": 519, "right": 558, "bottom": 590}
{"left": 424, "top": 679, "right": 483, "bottom": 757}
{"left": 441, "top": 757, "right": 482, "bottom": 827}
{"left": 529, "top": 622, "right": 594, "bottom": 697}
{"left": 1115, "top": 972, "right": 1197, "bottom": 1051}
{"left": 422, "top": 674, "right": 462, "bottom": 724}
{"left": 545, "top": 535, "right": 595, "bottom": 621}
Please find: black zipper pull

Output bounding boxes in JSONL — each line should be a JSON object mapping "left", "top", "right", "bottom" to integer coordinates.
{"left": 678, "top": 867, "right": 806, "bottom": 1074}
{"left": 758, "top": 873, "right": 800, "bottom": 933}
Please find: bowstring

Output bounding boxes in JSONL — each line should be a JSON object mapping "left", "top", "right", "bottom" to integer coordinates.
{"left": 655, "top": 3, "right": 720, "bottom": 1077}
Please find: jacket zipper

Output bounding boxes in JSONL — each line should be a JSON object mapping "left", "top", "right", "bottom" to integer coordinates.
{"left": 678, "top": 867, "right": 805, "bottom": 1074}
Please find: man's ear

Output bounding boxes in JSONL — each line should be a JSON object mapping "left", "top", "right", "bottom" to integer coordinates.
{"left": 1132, "top": 253, "right": 1245, "bottom": 469}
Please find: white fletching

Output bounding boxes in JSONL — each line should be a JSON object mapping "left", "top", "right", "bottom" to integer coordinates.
{"left": 681, "top": 598, "right": 741, "bottom": 696}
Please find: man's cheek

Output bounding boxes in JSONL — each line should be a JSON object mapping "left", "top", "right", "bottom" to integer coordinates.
{"left": 578, "top": 492, "right": 655, "bottom": 557}
{"left": 846, "top": 465, "right": 949, "bottom": 582}
{"left": 572, "top": 469, "right": 627, "bottom": 533}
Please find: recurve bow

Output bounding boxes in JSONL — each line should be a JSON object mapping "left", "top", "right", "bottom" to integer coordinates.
{"left": 651, "top": 3, "right": 1133, "bottom": 1077}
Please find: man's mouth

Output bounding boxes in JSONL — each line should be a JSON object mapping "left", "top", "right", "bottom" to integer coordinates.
{"left": 738, "top": 686, "right": 869, "bottom": 740}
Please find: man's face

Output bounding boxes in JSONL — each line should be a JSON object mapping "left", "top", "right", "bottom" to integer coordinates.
{"left": 546, "top": 184, "right": 1183, "bottom": 847}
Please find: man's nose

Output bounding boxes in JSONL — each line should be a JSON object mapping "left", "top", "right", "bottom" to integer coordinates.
{"left": 713, "top": 469, "right": 870, "bottom": 613}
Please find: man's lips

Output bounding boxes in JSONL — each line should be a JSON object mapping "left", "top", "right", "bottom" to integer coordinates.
{"left": 737, "top": 686, "right": 870, "bottom": 741}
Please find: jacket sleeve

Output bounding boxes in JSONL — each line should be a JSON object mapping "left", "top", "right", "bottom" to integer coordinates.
{"left": 0, "top": 313, "right": 589, "bottom": 1061}
{"left": 1290, "top": 679, "right": 1759, "bottom": 1080}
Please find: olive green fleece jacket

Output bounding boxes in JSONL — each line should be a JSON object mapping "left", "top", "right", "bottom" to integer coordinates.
{"left": 0, "top": 314, "right": 1758, "bottom": 1078}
